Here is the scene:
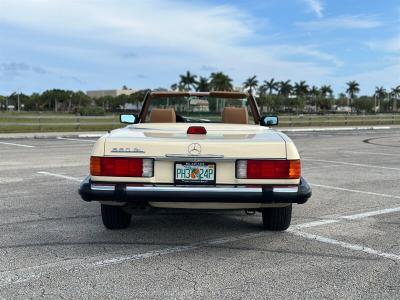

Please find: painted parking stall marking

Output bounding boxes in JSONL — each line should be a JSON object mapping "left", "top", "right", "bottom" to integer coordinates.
{"left": 0, "top": 141, "right": 35, "bottom": 148}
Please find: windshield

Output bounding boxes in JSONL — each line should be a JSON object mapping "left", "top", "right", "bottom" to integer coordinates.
{"left": 144, "top": 95, "right": 255, "bottom": 124}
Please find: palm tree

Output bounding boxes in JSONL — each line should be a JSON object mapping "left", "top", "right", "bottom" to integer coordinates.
{"left": 346, "top": 80, "right": 360, "bottom": 108}
{"left": 263, "top": 78, "right": 279, "bottom": 95}
{"left": 179, "top": 71, "right": 197, "bottom": 91}
{"left": 170, "top": 83, "right": 178, "bottom": 91}
{"left": 196, "top": 77, "right": 210, "bottom": 92}
{"left": 320, "top": 85, "right": 333, "bottom": 98}
{"left": 309, "top": 86, "right": 320, "bottom": 112}
{"left": 294, "top": 81, "right": 309, "bottom": 97}
{"left": 391, "top": 85, "right": 400, "bottom": 112}
{"left": 257, "top": 85, "right": 267, "bottom": 113}
{"left": 243, "top": 75, "right": 258, "bottom": 94}
{"left": 209, "top": 72, "right": 233, "bottom": 91}
{"left": 278, "top": 80, "right": 292, "bottom": 97}
{"left": 374, "top": 86, "right": 386, "bottom": 112}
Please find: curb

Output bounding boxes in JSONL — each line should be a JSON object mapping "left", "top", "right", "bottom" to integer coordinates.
{"left": 0, "top": 126, "right": 398, "bottom": 139}
{"left": 279, "top": 126, "right": 394, "bottom": 132}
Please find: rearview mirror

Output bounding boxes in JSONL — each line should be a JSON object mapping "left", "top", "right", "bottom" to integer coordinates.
{"left": 120, "top": 114, "right": 139, "bottom": 124}
{"left": 260, "top": 115, "right": 278, "bottom": 126}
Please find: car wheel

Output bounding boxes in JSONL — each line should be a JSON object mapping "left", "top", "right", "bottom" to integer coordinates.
{"left": 262, "top": 205, "right": 292, "bottom": 231}
{"left": 101, "top": 204, "right": 131, "bottom": 229}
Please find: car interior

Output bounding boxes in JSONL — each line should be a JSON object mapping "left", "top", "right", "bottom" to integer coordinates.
{"left": 148, "top": 107, "right": 249, "bottom": 124}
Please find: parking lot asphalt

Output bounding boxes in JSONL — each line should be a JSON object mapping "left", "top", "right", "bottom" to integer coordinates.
{"left": 0, "top": 130, "right": 399, "bottom": 299}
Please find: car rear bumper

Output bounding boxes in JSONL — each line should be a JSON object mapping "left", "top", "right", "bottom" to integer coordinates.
{"left": 78, "top": 176, "right": 311, "bottom": 205}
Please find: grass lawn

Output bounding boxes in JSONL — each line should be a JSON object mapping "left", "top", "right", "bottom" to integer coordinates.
{"left": 0, "top": 112, "right": 399, "bottom": 133}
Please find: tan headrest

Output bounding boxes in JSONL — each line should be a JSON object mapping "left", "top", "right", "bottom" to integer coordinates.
{"left": 150, "top": 108, "right": 176, "bottom": 123}
{"left": 222, "top": 107, "right": 248, "bottom": 124}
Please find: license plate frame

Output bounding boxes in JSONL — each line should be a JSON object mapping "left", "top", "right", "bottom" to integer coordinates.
{"left": 174, "top": 162, "right": 216, "bottom": 185}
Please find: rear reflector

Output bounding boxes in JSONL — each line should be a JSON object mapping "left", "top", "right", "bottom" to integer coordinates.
{"left": 90, "top": 157, "right": 153, "bottom": 177}
{"left": 187, "top": 126, "right": 207, "bottom": 135}
{"left": 236, "top": 159, "right": 301, "bottom": 179}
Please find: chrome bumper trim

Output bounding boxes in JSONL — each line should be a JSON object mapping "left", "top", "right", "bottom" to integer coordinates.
{"left": 91, "top": 184, "right": 262, "bottom": 193}
{"left": 272, "top": 187, "right": 299, "bottom": 193}
{"left": 90, "top": 185, "right": 299, "bottom": 194}
{"left": 91, "top": 185, "right": 115, "bottom": 191}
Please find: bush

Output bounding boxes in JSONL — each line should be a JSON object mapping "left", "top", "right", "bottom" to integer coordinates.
{"left": 78, "top": 106, "right": 105, "bottom": 116}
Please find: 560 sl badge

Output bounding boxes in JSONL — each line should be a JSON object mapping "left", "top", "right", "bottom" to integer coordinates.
{"left": 111, "top": 147, "right": 145, "bottom": 153}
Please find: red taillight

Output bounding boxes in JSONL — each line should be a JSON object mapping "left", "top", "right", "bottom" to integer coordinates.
{"left": 187, "top": 126, "right": 207, "bottom": 135}
{"left": 236, "top": 160, "right": 301, "bottom": 179}
{"left": 90, "top": 157, "right": 153, "bottom": 177}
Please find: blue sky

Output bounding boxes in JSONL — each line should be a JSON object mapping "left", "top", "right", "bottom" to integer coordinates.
{"left": 0, "top": 0, "right": 399, "bottom": 95}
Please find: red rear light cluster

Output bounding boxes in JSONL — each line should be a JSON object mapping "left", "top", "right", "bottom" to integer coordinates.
{"left": 236, "top": 159, "right": 301, "bottom": 179}
{"left": 187, "top": 126, "right": 207, "bottom": 135}
{"left": 90, "top": 157, "right": 153, "bottom": 177}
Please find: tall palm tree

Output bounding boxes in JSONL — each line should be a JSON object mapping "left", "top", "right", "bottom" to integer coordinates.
{"left": 294, "top": 81, "right": 309, "bottom": 97}
{"left": 374, "top": 86, "right": 386, "bottom": 112}
{"left": 320, "top": 85, "right": 333, "bottom": 98}
{"left": 257, "top": 85, "right": 267, "bottom": 113}
{"left": 196, "top": 76, "right": 210, "bottom": 92}
{"left": 243, "top": 75, "right": 258, "bottom": 94}
{"left": 391, "top": 85, "right": 400, "bottom": 112}
{"left": 309, "top": 86, "right": 320, "bottom": 112}
{"left": 346, "top": 80, "right": 360, "bottom": 107}
{"left": 263, "top": 78, "right": 279, "bottom": 95}
{"left": 209, "top": 72, "right": 233, "bottom": 91}
{"left": 179, "top": 71, "right": 197, "bottom": 91}
{"left": 278, "top": 80, "right": 292, "bottom": 97}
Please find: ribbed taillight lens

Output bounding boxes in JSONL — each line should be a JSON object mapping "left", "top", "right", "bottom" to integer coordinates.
{"left": 187, "top": 126, "right": 207, "bottom": 134}
{"left": 236, "top": 159, "right": 300, "bottom": 179}
{"left": 90, "top": 157, "right": 153, "bottom": 177}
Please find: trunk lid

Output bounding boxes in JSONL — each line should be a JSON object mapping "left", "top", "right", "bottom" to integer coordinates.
{"left": 103, "top": 123, "right": 287, "bottom": 159}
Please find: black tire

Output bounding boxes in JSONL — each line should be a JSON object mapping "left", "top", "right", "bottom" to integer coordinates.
{"left": 262, "top": 205, "right": 292, "bottom": 231}
{"left": 101, "top": 204, "right": 131, "bottom": 229}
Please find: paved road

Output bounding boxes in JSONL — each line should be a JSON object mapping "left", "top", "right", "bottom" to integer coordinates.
{"left": 0, "top": 130, "right": 399, "bottom": 299}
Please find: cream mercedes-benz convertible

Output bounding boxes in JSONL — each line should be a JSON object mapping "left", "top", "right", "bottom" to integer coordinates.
{"left": 79, "top": 91, "right": 311, "bottom": 231}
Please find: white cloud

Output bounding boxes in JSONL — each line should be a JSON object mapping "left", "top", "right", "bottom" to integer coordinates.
{"left": 297, "top": 15, "right": 382, "bottom": 30}
{"left": 303, "top": 0, "right": 323, "bottom": 18}
{"left": 0, "top": 0, "right": 338, "bottom": 92}
{"left": 366, "top": 35, "right": 400, "bottom": 53}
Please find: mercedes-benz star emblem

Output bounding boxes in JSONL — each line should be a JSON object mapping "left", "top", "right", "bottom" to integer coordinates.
{"left": 188, "top": 143, "right": 201, "bottom": 156}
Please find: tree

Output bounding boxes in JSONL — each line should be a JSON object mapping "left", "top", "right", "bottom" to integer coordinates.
{"left": 196, "top": 76, "right": 210, "bottom": 92}
{"left": 346, "top": 80, "right": 360, "bottom": 108}
{"left": 353, "top": 96, "right": 374, "bottom": 113}
{"left": 257, "top": 85, "right": 267, "bottom": 113}
{"left": 390, "top": 85, "right": 400, "bottom": 112}
{"left": 262, "top": 78, "right": 279, "bottom": 95}
{"left": 243, "top": 75, "right": 258, "bottom": 94}
{"left": 278, "top": 80, "right": 292, "bottom": 97}
{"left": 320, "top": 85, "right": 333, "bottom": 98}
{"left": 294, "top": 81, "right": 309, "bottom": 98}
{"left": 374, "top": 86, "right": 386, "bottom": 112}
{"left": 309, "top": 86, "right": 320, "bottom": 112}
{"left": 209, "top": 72, "right": 233, "bottom": 91}
{"left": 179, "top": 71, "right": 197, "bottom": 91}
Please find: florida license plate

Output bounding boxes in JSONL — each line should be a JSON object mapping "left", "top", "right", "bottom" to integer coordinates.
{"left": 175, "top": 162, "right": 216, "bottom": 184}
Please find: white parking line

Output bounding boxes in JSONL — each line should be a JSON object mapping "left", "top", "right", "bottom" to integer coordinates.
{"left": 0, "top": 141, "right": 35, "bottom": 148}
{"left": 37, "top": 171, "right": 82, "bottom": 182}
{"left": 311, "top": 183, "right": 400, "bottom": 199}
{"left": 302, "top": 164, "right": 344, "bottom": 171}
{"left": 56, "top": 137, "right": 96, "bottom": 143}
{"left": 340, "top": 207, "right": 400, "bottom": 220}
{"left": 92, "top": 232, "right": 263, "bottom": 267}
{"left": 302, "top": 158, "right": 400, "bottom": 171}
{"left": 288, "top": 229, "right": 400, "bottom": 261}
{"left": 340, "top": 150, "right": 400, "bottom": 157}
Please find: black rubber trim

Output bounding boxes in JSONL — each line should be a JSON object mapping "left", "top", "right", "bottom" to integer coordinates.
{"left": 78, "top": 176, "right": 312, "bottom": 204}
